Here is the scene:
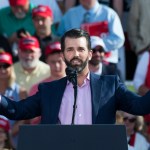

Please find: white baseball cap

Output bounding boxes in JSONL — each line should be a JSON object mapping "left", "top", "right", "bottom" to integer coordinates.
{"left": 90, "top": 36, "right": 107, "bottom": 51}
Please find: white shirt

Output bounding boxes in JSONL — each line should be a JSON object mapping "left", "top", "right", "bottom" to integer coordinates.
{"left": 133, "top": 52, "right": 149, "bottom": 91}
{"left": 94, "top": 63, "right": 103, "bottom": 75}
{"left": 128, "top": 145, "right": 136, "bottom": 150}
{"left": 133, "top": 132, "right": 148, "bottom": 150}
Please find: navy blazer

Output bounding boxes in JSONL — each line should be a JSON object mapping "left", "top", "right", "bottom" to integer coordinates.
{"left": 1, "top": 73, "right": 150, "bottom": 124}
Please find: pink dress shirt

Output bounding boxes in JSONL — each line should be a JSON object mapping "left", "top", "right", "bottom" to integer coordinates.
{"left": 59, "top": 73, "right": 92, "bottom": 124}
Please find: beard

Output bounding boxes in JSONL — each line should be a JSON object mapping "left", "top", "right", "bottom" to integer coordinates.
{"left": 38, "top": 28, "right": 47, "bottom": 34}
{"left": 89, "top": 59, "right": 100, "bottom": 66}
{"left": 64, "top": 56, "right": 89, "bottom": 74}
{"left": 20, "top": 58, "right": 39, "bottom": 69}
{"left": 14, "top": 12, "right": 26, "bottom": 19}
{"left": 89, "top": 56, "right": 103, "bottom": 66}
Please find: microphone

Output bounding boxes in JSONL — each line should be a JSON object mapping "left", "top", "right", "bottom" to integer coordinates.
{"left": 65, "top": 67, "right": 78, "bottom": 124}
{"left": 65, "top": 67, "right": 77, "bottom": 86}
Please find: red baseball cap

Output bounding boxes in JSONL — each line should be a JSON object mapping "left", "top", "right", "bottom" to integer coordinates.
{"left": 19, "top": 36, "right": 40, "bottom": 51}
{"left": 0, "top": 52, "right": 12, "bottom": 65}
{"left": 0, "top": 115, "right": 10, "bottom": 132}
{"left": 9, "top": 0, "right": 28, "bottom": 6}
{"left": 45, "top": 42, "right": 61, "bottom": 56}
{"left": 32, "top": 5, "right": 53, "bottom": 18}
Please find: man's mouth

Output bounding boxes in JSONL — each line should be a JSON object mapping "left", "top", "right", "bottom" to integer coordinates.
{"left": 71, "top": 59, "right": 81, "bottom": 65}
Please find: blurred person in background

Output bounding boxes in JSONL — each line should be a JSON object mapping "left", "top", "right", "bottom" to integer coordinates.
{"left": 95, "top": 0, "right": 136, "bottom": 81}
{"left": 122, "top": 112, "right": 149, "bottom": 150}
{"left": 115, "top": 111, "right": 138, "bottom": 150}
{"left": 0, "top": 0, "right": 35, "bottom": 62}
{"left": 89, "top": 36, "right": 106, "bottom": 75}
{"left": 89, "top": 36, "right": 122, "bottom": 80}
{"left": 127, "top": 0, "right": 150, "bottom": 57}
{"left": 115, "top": 0, "right": 136, "bottom": 81}
{"left": 29, "top": 41, "right": 66, "bottom": 96}
{"left": 32, "top": 5, "right": 59, "bottom": 61}
{"left": 13, "top": 36, "right": 50, "bottom": 94}
{"left": 133, "top": 50, "right": 150, "bottom": 130}
{"left": 0, "top": 51, "right": 27, "bottom": 148}
{"left": 29, "top": 41, "right": 66, "bottom": 124}
{"left": 31, "top": 0, "right": 62, "bottom": 24}
{"left": 60, "top": 0, "right": 123, "bottom": 15}
{"left": 0, "top": 0, "right": 62, "bottom": 25}
{"left": 0, "top": 115, "right": 14, "bottom": 150}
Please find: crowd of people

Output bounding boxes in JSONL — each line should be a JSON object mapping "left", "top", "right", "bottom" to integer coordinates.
{"left": 0, "top": 0, "right": 150, "bottom": 149}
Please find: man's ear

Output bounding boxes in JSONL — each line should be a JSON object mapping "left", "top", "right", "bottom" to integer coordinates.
{"left": 88, "top": 50, "right": 93, "bottom": 60}
{"left": 61, "top": 53, "right": 65, "bottom": 61}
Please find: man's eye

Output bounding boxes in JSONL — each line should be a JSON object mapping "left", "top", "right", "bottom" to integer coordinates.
{"left": 67, "top": 49, "right": 73, "bottom": 51}
{"left": 78, "top": 48, "right": 85, "bottom": 51}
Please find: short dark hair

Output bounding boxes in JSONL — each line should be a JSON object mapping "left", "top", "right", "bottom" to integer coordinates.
{"left": 61, "top": 28, "right": 91, "bottom": 52}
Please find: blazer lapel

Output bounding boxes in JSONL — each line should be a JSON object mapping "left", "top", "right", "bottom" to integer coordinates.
{"left": 90, "top": 73, "right": 103, "bottom": 123}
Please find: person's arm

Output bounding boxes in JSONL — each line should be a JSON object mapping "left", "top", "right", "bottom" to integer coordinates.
{"left": 0, "top": 93, "right": 41, "bottom": 120}
{"left": 8, "top": 30, "right": 31, "bottom": 47}
{"left": 112, "top": 0, "right": 123, "bottom": 19}
{"left": 127, "top": 0, "right": 139, "bottom": 51}
{"left": 133, "top": 52, "right": 149, "bottom": 92}
{"left": 102, "top": 9, "right": 125, "bottom": 51}
{"left": 115, "top": 75, "right": 150, "bottom": 115}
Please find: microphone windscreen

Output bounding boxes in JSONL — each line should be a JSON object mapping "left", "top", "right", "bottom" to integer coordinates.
{"left": 65, "top": 67, "right": 74, "bottom": 76}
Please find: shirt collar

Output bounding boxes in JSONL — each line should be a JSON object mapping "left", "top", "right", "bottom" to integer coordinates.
{"left": 67, "top": 72, "right": 90, "bottom": 85}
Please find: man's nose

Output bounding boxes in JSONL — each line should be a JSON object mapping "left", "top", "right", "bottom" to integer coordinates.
{"left": 38, "top": 20, "right": 44, "bottom": 25}
{"left": 74, "top": 50, "right": 79, "bottom": 56}
{"left": 55, "top": 62, "right": 60, "bottom": 69}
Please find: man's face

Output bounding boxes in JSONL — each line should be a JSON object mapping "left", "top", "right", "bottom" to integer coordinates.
{"left": 63, "top": 37, "right": 92, "bottom": 73}
{"left": 0, "top": 63, "right": 12, "bottom": 79}
{"left": 79, "top": 0, "right": 96, "bottom": 9}
{"left": 18, "top": 49, "right": 41, "bottom": 69}
{"left": 33, "top": 16, "right": 53, "bottom": 35}
{"left": 11, "top": 2, "right": 29, "bottom": 19}
{"left": 46, "top": 52, "right": 66, "bottom": 77}
{"left": 89, "top": 46, "right": 105, "bottom": 66}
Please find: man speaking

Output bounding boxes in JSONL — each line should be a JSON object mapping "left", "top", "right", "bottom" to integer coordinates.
{"left": 0, "top": 28, "right": 150, "bottom": 125}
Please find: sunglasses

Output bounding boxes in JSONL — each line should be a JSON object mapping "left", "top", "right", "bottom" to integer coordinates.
{"left": 0, "top": 64, "right": 11, "bottom": 69}
{"left": 92, "top": 48, "right": 104, "bottom": 53}
{"left": 123, "top": 117, "right": 136, "bottom": 123}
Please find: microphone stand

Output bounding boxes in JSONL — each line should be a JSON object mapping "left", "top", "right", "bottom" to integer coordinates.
{"left": 71, "top": 74, "right": 77, "bottom": 125}
{"left": 65, "top": 67, "right": 78, "bottom": 125}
